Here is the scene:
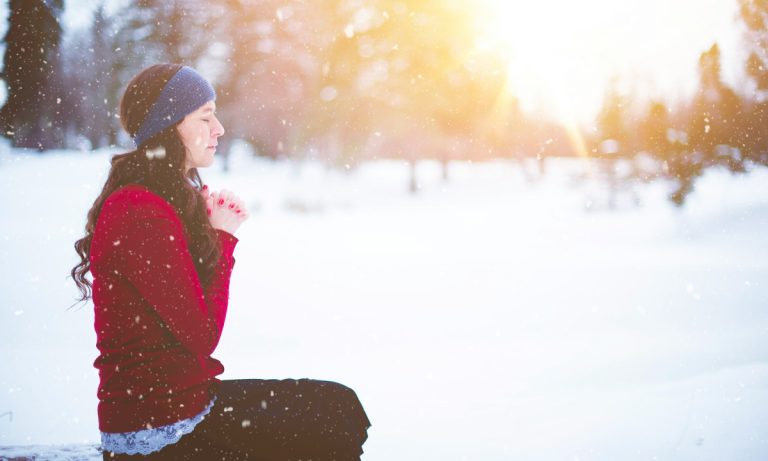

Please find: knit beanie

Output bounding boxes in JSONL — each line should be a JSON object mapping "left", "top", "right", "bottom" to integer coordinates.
{"left": 133, "top": 66, "right": 216, "bottom": 148}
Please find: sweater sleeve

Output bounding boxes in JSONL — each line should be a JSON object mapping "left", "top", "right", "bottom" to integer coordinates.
{"left": 103, "top": 188, "right": 238, "bottom": 356}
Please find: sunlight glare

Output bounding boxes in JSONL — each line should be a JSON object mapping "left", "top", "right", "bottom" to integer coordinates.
{"left": 471, "top": 0, "right": 740, "bottom": 125}
{"left": 474, "top": 0, "right": 623, "bottom": 124}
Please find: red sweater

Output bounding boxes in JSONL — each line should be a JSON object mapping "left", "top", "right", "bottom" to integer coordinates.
{"left": 89, "top": 183, "right": 238, "bottom": 433}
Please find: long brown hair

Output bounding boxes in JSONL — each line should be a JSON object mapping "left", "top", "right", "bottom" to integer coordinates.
{"left": 70, "top": 63, "right": 221, "bottom": 307}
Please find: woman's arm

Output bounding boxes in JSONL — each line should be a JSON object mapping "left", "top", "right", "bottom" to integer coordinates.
{"left": 99, "top": 187, "right": 238, "bottom": 356}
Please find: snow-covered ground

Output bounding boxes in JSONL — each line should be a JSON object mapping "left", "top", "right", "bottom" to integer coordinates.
{"left": 1, "top": 147, "right": 767, "bottom": 460}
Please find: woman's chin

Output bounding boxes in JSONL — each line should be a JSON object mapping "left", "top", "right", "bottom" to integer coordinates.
{"left": 201, "top": 153, "right": 215, "bottom": 168}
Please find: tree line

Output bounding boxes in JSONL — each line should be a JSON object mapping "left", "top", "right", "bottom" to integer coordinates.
{"left": 1, "top": 0, "right": 767, "bottom": 205}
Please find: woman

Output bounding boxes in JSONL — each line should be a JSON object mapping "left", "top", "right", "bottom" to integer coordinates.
{"left": 70, "top": 64, "right": 371, "bottom": 460}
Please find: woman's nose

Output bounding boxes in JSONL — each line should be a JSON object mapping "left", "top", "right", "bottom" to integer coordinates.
{"left": 213, "top": 117, "right": 225, "bottom": 137}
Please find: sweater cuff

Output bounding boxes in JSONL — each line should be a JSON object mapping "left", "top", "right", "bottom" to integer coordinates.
{"left": 215, "top": 229, "right": 239, "bottom": 254}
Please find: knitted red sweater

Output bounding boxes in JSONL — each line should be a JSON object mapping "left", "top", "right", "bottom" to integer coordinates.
{"left": 89, "top": 184, "right": 238, "bottom": 433}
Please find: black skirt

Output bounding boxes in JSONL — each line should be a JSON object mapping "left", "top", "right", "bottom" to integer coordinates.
{"left": 102, "top": 378, "right": 372, "bottom": 461}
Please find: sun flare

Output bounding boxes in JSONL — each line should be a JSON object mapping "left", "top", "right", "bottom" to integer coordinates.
{"left": 469, "top": 0, "right": 741, "bottom": 129}
{"left": 472, "top": 0, "right": 623, "bottom": 126}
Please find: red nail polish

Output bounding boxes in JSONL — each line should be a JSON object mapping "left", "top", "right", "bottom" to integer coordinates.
{"left": 228, "top": 203, "right": 235, "bottom": 209}
{"left": 202, "top": 185, "right": 208, "bottom": 190}
{"left": 206, "top": 208, "right": 211, "bottom": 215}
{"left": 236, "top": 210, "right": 241, "bottom": 214}
{"left": 218, "top": 199, "right": 224, "bottom": 206}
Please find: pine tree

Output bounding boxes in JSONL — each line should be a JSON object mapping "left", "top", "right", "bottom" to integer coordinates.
{"left": 595, "top": 80, "right": 630, "bottom": 157}
{"left": 688, "top": 44, "right": 743, "bottom": 171}
{"left": 60, "top": 0, "right": 228, "bottom": 150}
{"left": 0, "top": 0, "right": 65, "bottom": 150}
{"left": 738, "top": 0, "right": 768, "bottom": 165}
{"left": 640, "top": 101, "right": 672, "bottom": 158}
{"left": 740, "top": 0, "right": 768, "bottom": 94}
{"left": 63, "top": 2, "right": 123, "bottom": 149}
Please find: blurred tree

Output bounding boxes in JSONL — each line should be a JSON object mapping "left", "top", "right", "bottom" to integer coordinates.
{"left": 590, "top": 80, "right": 640, "bottom": 208}
{"left": 740, "top": 0, "right": 768, "bottom": 93}
{"left": 214, "top": 0, "right": 320, "bottom": 165}
{"left": 688, "top": 44, "right": 743, "bottom": 172}
{"left": 0, "top": 0, "right": 65, "bottom": 150}
{"left": 63, "top": 2, "right": 124, "bottom": 149}
{"left": 738, "top": 0, "right": 768, "bottom": 165}
{"left": 304, "top": 0, "right": 500, "bottom": 189}
{"left": 114, "top": 0, "right": 212, "bottom": 66}
{"left": 61, "top": 0, "right": 231, "bottom": 150}
{"left": 433, "top": 50, "right": 508, "bottom": 173}
{"left": 639, "top": 100, "right": 695, "bottom": 206}
{"left": 594, "top": 79, "right": 630, "bottom": 157}
{"left": 306, "top": 0, "right": 410, "bottom": 169}
{"left": 639, "top": 101, "right": 671, "bottom": 158}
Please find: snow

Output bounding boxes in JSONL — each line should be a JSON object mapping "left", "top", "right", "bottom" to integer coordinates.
{"left": 1, "top": 147, "right": 767, "bottom": 460}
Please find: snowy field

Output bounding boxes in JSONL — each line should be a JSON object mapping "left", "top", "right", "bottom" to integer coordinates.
{"left": 0, "top": 147, "right": 767, "bottom": 460}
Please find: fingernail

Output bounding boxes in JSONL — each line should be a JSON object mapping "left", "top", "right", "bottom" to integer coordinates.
{"left": 206, "top": 208, "right": 211, "bottom": 215}
{"left": 228, "top": 203, "right": 235, "bottom": 209}
{"left": 202, "top": 185, "right": 208, "bottom": 190}
{"left": 218, "top": 199, "right": 224, "bottom": 206}
{"left": 236, "top": 210, "right": 241, "bottom": 214}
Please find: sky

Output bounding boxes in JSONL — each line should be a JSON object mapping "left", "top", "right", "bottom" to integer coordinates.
{"left": 473, "top": 0, "right": 745, "bottom": 122}
{"left": 0, "top": 0, "right": 750, "bottom": 123}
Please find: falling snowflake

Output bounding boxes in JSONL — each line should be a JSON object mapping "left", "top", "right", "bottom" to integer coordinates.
{"left": 146, "top": 147, "right": 166, "bottom": 160}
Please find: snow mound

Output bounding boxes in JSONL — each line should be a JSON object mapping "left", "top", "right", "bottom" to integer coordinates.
{"left": 0, "top": 444, "right": 100, "bottom": 461}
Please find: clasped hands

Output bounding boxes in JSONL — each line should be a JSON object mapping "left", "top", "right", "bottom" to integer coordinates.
{"left": 201, "top": 185, "right": 249, "bottom": 235}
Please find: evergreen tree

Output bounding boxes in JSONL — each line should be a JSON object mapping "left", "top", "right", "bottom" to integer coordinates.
{"left": 740, "top": 0, "right": 768, "bottom": 94}
{"left": 688, "top": 44, "right": 743, "bottom": 172}
{"left": 594, "top": 80, "right": 630, "bottom": 157}
{"left": 112, "top": 0, "right": 213, "bottom": 68}
{"left": 639, "top": 101, "right": 696, "bottom": 206}
{"left": 640, "top": 101, "right": 672, "bottom": 158}
{"left": 738, "top": 0, "right": 768, "bottom": 165}
{"left": 61, "top": 0, "right": 229, "bottom": 150}
{"left": 0, "top": 0, "right": 65, "bottom": 150}
{"left": 63, "top": 2, "right": 123, "bottom": 149}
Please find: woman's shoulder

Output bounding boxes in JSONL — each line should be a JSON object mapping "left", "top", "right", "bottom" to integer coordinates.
{"left": 106, "top": 183, "right": 164, "bottom": 204}
{"left": 101, "top": 183, "right": 178, "bottom": 222}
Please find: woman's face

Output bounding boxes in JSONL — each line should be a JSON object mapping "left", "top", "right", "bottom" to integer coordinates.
{"left": 177, "top": 100, "right": 225, "bottom": 171}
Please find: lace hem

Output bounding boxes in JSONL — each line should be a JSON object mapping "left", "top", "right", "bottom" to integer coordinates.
{"left": 100, "top": 396, "right": 217, "bottom": 455}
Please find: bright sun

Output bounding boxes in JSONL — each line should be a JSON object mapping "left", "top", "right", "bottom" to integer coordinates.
{"left": 469, "top": 0, "right": 740, "bottom": 126}
{"left": 473, "top": 0, "right": 627, "bottom": 124}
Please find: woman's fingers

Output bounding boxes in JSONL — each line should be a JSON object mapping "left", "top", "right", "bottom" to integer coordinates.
{"left": 215, "top": 194, "right": 232, "bottom": 210}
{"left": 235, "top": 199, "right": 247, "bottom": 218}
{"left": 219, "top": 189, "right": 233, "bottom": 204}
{"left": 207, "top": 189, "right": 248, "bottom": 222}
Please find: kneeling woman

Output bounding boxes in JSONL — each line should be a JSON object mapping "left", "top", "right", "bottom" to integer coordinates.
{"left": 71, "top": 64, "right": 371, "bottom": 460}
